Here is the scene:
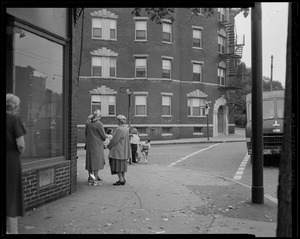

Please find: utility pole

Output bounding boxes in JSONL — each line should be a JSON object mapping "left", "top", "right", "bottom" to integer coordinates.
{"left": 126, "top": 89, "right": 132, "bottom": 128}
{"left": 251, "top": 2, "right": 264, "bottom": 204}
{"left": 270, "top": 55, "right": 273, "bottom": 91}
{"left": 205, "top": 101, "right": 211, "bottom": 141}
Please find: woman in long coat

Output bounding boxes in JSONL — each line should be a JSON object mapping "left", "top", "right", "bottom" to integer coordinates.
{"left": 85, "top": 109, "right": 107, "bottom": 186}
{"left": 6, "top": 94, "right": 27, "bottom": 234}
{"left": 107, "top": 115, "right": 131, "bottom": 185}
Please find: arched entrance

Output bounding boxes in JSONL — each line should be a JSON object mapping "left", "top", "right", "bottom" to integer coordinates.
{"left": 218, "top": 106, "right": 224, "bottom": 134}
{"left": 213, "top": 95, "right": 229, "bottom": 137}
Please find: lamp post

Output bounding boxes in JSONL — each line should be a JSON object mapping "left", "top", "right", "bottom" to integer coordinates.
{"left": 205, "top": 101, "right": 211, "bottom": 141}
{"left": 270, "top": 55, "right": 273, "bottom": 91}
{"left": 126, "top": 89, "right": 132, "bottom": 128}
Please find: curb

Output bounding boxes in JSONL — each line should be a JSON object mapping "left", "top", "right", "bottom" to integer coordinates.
{"left": 77, "top": 139, "right": 246, "bottom": 148}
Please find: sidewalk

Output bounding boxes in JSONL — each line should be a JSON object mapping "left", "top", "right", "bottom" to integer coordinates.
{"left": 18, "top": 129, "right": 278, "bottom": 236}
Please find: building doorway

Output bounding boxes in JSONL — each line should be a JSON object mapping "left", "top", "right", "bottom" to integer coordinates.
{"left": 218, "top": 106, "right": 224, "bottom": 135}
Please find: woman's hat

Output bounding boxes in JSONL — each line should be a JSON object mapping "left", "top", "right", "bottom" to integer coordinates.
{"left": 117, "top": 114, "right": 126, "bottom": 123}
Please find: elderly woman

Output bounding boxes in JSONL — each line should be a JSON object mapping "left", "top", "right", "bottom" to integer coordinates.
{"left": 107, "top": 115, "right": 131, "bottom": 185}
{"left": 6, "top": 94, "right": 27, "bottom": 234}
{"left": 85, "top": 109, "right": 107, "bottom": 186}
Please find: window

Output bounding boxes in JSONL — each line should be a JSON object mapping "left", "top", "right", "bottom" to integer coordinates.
{"left": 13, "top": 28, "right": 64, "bottom": 160}
{"left": 162, "top": 21, "right": 172, "bottom": 43}
{"left": 136, "top": 127, "right": 147, "bottom": 134}
{"left": 277, "top": 99, "right": 284, "bottom": 118}
{"left": 92, "top": 18, "right": 117, "bottom": 40}
{"left": 162, "top": 127, "right": 172, "bottom": 134}
{"left": 218, "top": 8, "right": 226, "bottom": 21}
{"left": 135, "top": 58, "right": 147, "bottom": 78}
{"left": 162, "top": 95, "right": 172, "bottom": 116}
{"left": 135, "top": 95, "right": 147, "bottom": 116}
{"left": 218, "top": 67, "right": 226, "bottom": 86}
{"left": 135, "top": 19, "right": 147, "bottom": 41}
{"left": 91, "top": 95, "right": 116, "bottom": 116}
{"left": 188, "top": 98, "right": 206, "bottom": 117}
{"left": 193, "top": 28, "right": 202, "bottom": 48}
{"left": 162, "top": 58, "right": 172, "bottom": 79}
{"left": 194, "top": 127, "right": 203, "bottom": 133}
{"left": 263, "top": 100, "right": 275, "bottom": 120}
{"left": 218, "top": 35, "right": 226, "bottom": 53}
{"left": 92, "top": 18, "right": 102, "bottom": 38}
{"left": 193, "top": 63, "right": 203, "bottom": 82}
{"left": 92, "top": 56, "right": 116, "bottom": 78}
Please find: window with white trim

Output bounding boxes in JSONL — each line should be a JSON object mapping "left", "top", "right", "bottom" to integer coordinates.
{"left": 92, "top": 18, "right": 117, "bottom": 40}
{"left": 218, "top": 35, "right": 226, "bottom": 53}
{"left": 135, "top": 58, "right": 147, "bottom": 78}
{"left": 192, "top": 28, "right": 202, "bottom": 48}
{"left": 162, "top": 95, "right": 172, "bottom": 116}
{"left": 162, "top": 21, "right": 172, "bottom": 43}
{"left": 135, "top": 19, "right": 147, "bottom": 41}
{"left": 91, "top": 94, "right": 116, "bottom": 116}
{"left": 193, "top": 63, "right": 203, "bottom": 82}
{"left": 218, "top": 67, "right": 226, "bottom": 86}
{"left": 218, "top": 8, "right": 226, "bottom": 21}
{"left": 135, "top": 95, "right": 147, "bottom": 116}
{"left": 188, "top": 97, "right": 206, "bottom": 117}
{"left": 92, "top": 56, "right": 116, "bottom": 78}
{"left": 162, "top": 58, "right": 172, "bottom": 79}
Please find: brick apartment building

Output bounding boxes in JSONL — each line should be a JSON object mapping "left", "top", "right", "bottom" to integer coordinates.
{"left": 77, "top": 8, "right": 244, "bottom": 142}
{"left": 5, "top": 8, "right": 83, "bottom": 211}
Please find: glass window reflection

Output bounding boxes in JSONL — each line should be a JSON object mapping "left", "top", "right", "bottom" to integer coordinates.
{"left": 14, "top": 28, "right": 64, "bottom": 161}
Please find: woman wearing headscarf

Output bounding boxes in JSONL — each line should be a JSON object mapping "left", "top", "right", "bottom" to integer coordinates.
{"left": 107, "top": 115, "right": 131, "bottom": 185}
{"left": 6, "top": 93, "right": 27, "bottom": 234}
{"left": 85, "top": 109, "right": 107, "bottom": 186}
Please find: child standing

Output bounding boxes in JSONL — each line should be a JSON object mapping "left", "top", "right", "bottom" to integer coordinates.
{"left": 140, "top": 139, "right": 151, "bottom": 164}
{"left": 104, "top": 128, "right": 113, "bottom": 149}
{"left": 130, "top": 128, "right": 140, "bottom": 164}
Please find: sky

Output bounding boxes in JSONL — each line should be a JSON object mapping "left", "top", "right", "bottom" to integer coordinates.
{"left": 234, "top": 2, "right": 289, "bottom": 87}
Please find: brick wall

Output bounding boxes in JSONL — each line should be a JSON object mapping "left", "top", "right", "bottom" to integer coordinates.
{"left": 22, "top": 162, "right": 70, "bottom": 211}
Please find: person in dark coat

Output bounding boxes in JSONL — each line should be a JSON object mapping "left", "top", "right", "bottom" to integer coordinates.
{"left": 85, "top": 109, "right": 107, "bottom": 186}
{"left": 6, "top": 94, "right": 27, "bottom": 234}
{"left": 107, "top": 115, "right": 131, "bottom": 186}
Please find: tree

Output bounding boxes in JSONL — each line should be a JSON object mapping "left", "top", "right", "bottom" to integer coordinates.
{"left": 131, "top": 8, "right": 250, "bottom": 24}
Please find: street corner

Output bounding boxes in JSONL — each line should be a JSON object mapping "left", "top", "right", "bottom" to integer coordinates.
{"left": 184, "top": 183, "right": 277, "bottom": 223}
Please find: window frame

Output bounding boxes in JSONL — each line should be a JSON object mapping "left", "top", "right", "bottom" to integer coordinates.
{"left": 161, "top": 94, "right": 172, "bottom": 117}
{"left": 134, "top": 93, "right": 148, "bottom": 117}
{"left": 162, "top": 57, "right": 172, "bottom": 79}
{"left": 135, "top": 18, "right": 148, "bottom": 41}
{"left": 135, "top": 56, "right": 147, "bottom": 78}
{"left": 91, "top": 94, "right": 116, "bottom": 117}
{"left": 192, "top": 26, "right": 203, "bottom": 49}
{"left": 91, "top": 56, "right": 117, "bottom": 78}
{"left": 162, "top": 20, "right": 172, "bottom": 43}
{"left": 218, "top": 35, "right": 226, "bottom": 54}
{"left": 187, "top": 97, "right": 207, "bottom": 117}
{"left": 192, "top": 61, "right": 203, "bottom": 82}
{"left": 92, "top": 17, "right": 117, "bottom": 41}
{"left": 10, "top": 21, "right": 68, "bottom": 163}
{"left": 218, "top": 67, "right": 226, "bottom": 86}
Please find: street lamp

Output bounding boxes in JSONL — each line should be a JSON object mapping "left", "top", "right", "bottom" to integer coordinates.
{"left": 126, "top": 89, "right": 133, "bottom": 128}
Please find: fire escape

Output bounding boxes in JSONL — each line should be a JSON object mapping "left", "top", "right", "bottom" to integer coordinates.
{"left": 218, "top": 14, "right": 245, "bottom": 112}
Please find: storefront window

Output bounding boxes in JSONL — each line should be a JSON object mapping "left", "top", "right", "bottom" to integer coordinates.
{"left": 13, "top": 28, "right": 64, "bottom": 161}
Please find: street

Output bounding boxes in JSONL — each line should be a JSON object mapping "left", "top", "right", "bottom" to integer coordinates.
{"left": 147, "top": 142, "right": 279, "bottom": 201}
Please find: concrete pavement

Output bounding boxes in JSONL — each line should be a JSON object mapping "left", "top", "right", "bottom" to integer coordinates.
{"left": 18, "top": 129, "right": 278, "bottom": 236}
